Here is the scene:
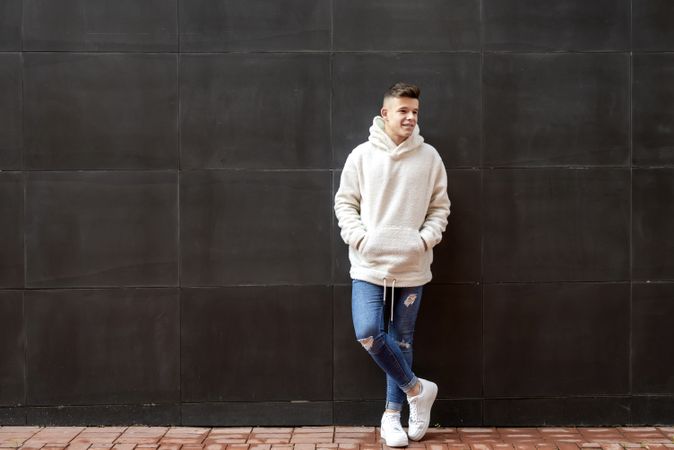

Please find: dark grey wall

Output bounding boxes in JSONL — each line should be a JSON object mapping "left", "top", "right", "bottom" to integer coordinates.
{"left": 1, "top": 0, "right": 673, "bottom": 427}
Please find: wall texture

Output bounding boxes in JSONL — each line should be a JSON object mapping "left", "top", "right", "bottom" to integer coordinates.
{"left": 1, "top": 0, "right": 673, "bottom": 427}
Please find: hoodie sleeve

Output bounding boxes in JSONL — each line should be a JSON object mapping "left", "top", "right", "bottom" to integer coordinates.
{"left": 419, "top": 156, "right": 451, "bottom": 249}
{"left": 334, "top": 152, "right": 367, "bottom": 250}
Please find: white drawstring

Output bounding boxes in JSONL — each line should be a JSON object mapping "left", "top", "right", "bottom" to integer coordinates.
{"left": 383, "top": 277, "right": 397, "bottom": 323}
{"left": 383, "top": 277, "right": 387, "bottom": 306}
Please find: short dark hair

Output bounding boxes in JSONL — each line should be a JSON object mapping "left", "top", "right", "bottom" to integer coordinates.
{"left": 384, "top": 82, "right": 421, "bottom": 100}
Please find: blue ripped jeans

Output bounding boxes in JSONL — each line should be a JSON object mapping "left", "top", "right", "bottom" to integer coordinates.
{"left": 351, "top": 278, "right": 423, "bottom": 412}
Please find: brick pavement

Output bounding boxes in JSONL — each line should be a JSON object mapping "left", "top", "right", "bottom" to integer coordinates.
{"left": 1, "top": 427, "right": 673, "bottom": 450}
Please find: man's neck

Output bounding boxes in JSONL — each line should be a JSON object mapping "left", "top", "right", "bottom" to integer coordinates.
{"left": 384, "top": 127, "right": 406, "bottom": 146}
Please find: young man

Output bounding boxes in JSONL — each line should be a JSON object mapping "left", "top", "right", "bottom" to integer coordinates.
{"left": 334, "top": 82, "right": 451, "bottom": 447}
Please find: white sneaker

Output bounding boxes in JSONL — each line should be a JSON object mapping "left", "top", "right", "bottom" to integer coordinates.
{"left": 406, "top": 378, "right": 438, "bottom": 441}
{"left": 380, "top": 412, "right": 409, "bottom": 447}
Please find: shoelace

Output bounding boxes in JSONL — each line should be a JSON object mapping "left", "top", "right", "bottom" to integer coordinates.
{"left": 408, "top": 397, "right": 419, "bottom": 424}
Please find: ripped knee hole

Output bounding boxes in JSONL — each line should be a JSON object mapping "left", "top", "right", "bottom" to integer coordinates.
{"left": 358, "top": 336, "right": 374, "bottom": 351}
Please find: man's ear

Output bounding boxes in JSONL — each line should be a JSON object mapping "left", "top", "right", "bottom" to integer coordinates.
{"left": 380, "top": 107, "right": 388, "bottom": 120}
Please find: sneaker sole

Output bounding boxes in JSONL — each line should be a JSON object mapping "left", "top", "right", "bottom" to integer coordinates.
{"left": 381, "top": 429, "right": 409, "bottom": 447}
{"left": 408, "top": 382, "right": 438, "bottom": 441}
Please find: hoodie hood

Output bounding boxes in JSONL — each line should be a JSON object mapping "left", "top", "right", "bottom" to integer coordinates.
{"left": 368, "top": 116, "right": 424, "bottom": 159}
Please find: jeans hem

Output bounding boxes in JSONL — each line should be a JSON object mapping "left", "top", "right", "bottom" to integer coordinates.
{"left": 400, "top": 375, "right": 419, "bottom": 394}
{"left": 385, "top": 401, "right": 404, "bottom": 412}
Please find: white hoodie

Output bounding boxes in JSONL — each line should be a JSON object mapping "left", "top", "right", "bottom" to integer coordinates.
{"left": 334, "top": 116, "right": 451, "bottom": 287}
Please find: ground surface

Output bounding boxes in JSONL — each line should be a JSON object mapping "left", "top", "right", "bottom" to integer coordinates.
{"left": 1, "top": 426, "right": 673, "bottom": 450}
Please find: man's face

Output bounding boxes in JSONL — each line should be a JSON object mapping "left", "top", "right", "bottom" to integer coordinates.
{"left": 381, "top": 96, "right": 419, "bottom": 145}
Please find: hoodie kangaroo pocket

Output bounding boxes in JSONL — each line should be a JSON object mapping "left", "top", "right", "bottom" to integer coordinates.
{"left": 361, "top": 226, "right": 425, "bottom": 272}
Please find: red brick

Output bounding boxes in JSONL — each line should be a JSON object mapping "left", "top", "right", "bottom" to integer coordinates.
{"left": 227, "top": 445, "right": 250, "bottom": 450}
{"left": 423, "top": 437, "right": 462, "bottom": 445}
{"left": 469, "top": 444, "right": 493, "bottom": 450}
{"left": 556, "top": 443, "right": 580, "bottom": 450}
{"left": 119, "top": 428, "right": 168, "bottom": 435}
{"left": 580, "top": 439, "right": 624, "bottom": 444}
{"left": 359, "top": 444, "right": 382, "bottom": 450}
{"left": 157, "top": 445, "right": 181, "bottom": 450}
{"left": 513, "top": 444, "right": 537, "bottom": 450}
{"left": 204, "top": 445, "right": 228, "bottom": 450}
{"left": 426, "top": 429, "right": 459, "bottom": 435}
{"left": 1, "top": 430, "right": 40, "bottom": 435}
{"left": 0, "top": 430, "right": 41, "bottom": 443}
{"left": 249, "top": 435, "right": 290, "bottom": 440}
{"left": 116, "top": 429, "right": 168, "bottom": 445}
{"left": 25, "top": 429, "right": 85, "bottom": 447}
{"left": 65, "top": 443, "right": 91, "bottom": 450}
{"left": 161, "top": 439, "right": 205, "bottom": 445}
{"left": 622, "top": 434, "right": 668, "bottom": 439}
{"left": 208, "top": 430, "right": 251, "bottom": 436}
{"left": 182, "top": 446, "right": 204, "bottom": 450}
{"left": 291, "top": 435, "right": 334, "bottom": 444}
{"left": 171, "top": 429, "right": 209, "bottom": 435}
{"left": 1, "top": 438, "right": 28, "bottom": 448}
{"left": 334, "top": 438, "right": 373, "bottom": 445}
{"left": 293, "top": 427, "right": 335, "bottom": 435}
{"left": 246, "top": 438, "right": 290, "bottom": 445}
{"left": 599, "top": 444, "right": 622, "bottom": 450}
{"left": 111, "top": 445, "right": 135, "bottom": 450}
{"left": 70, "top": 436, "right": 120, "bottom": 446}
{"left": 294, "top": 444, "right": 316, "bottom": 450}
{"left": 491, "top": 445, "right": 514, "bottom": 450}
{"left": 579, "top": 430, "right": 616, "bottom": 434}
{"left": 503, "top": 438, "right": 541, "bottom": 444}
{"left": 294, "top": 429, "right": 335, "bottom": 435}
{"left": 204, "top": 438, "right": 249, "bottom": 445}
{"left": 543, "top": 436, "right": 584, "bottom": 442}
{"left": 426, "top": 444, "right": 449, "bottom": 450}
{"left": 336, "top": 429, "right": 375, "bottom": 434}
{"left": 334, "top": 434, "right": 374, "bottom": 439}
{"left": 248, "top": 445, "right": 271, "bottom": 450}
